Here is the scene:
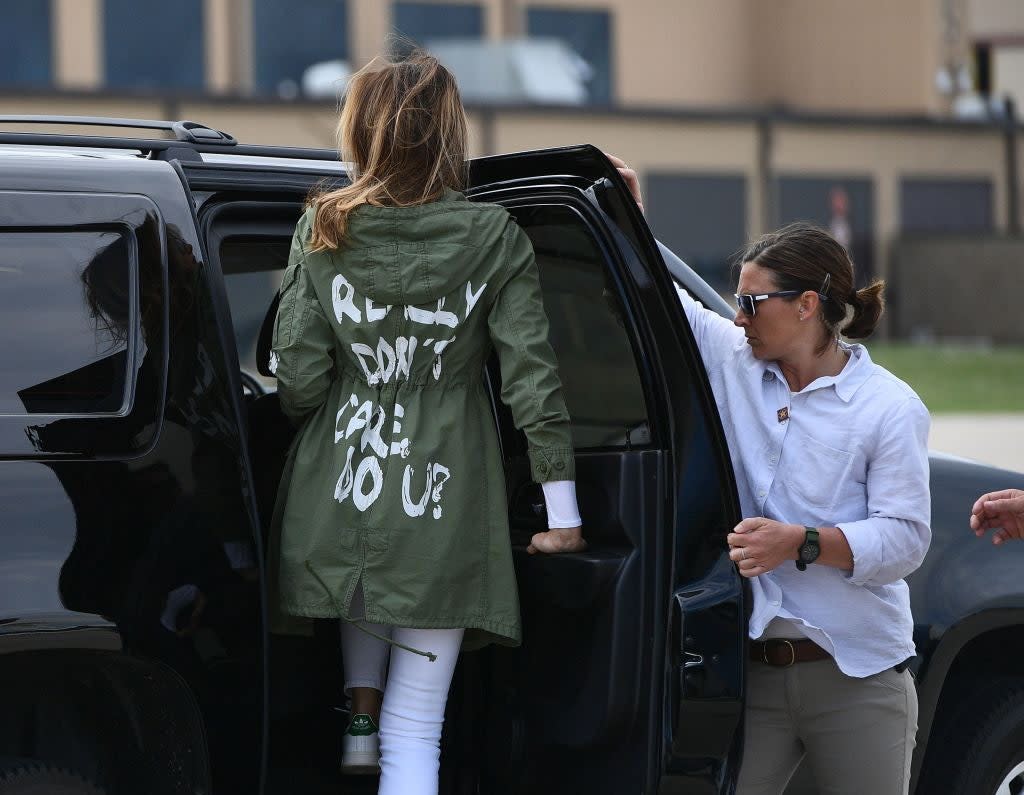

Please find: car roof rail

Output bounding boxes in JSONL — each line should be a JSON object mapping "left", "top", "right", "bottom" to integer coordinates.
{"left": 0, "top": 115, "right": 237, "bottom": 145}
{"left": 0, "top": 115, "right": 342, "bottom": 163}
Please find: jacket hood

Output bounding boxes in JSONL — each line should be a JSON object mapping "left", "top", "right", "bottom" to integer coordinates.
{"left": 302, "top": 190, "right": 510, "bottom": 306}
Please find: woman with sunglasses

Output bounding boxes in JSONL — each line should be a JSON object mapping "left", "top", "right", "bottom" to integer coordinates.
{"left": 609, "top": 157, "right": 930, "bottom": 795}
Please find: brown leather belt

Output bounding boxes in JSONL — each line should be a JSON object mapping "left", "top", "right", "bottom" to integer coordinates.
{"left": 750, "top": 638, "right": 831, "bottom": 667}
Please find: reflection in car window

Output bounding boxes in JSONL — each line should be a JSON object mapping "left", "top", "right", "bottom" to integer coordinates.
{"left": 514, "top": 205, "right": 650, "bottom": 450}
{"left": 0, "top": 231, "right": 133, "bottom": 415}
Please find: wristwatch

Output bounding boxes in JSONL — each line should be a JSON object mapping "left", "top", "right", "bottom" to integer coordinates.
{"left": 796, "top": 526, "right": 820, "bottom": 571}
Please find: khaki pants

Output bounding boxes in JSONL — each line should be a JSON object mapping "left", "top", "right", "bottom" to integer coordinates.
{"left": 736, "top": 658, "right": 918, "bottom": 795}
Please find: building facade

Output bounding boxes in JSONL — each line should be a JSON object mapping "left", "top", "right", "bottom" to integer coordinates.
{"left": 2, "top": 0, "right": 1023, "bottom": 315}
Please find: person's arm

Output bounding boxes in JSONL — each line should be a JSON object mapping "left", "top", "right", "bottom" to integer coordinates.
{"left": 728, "top": 398, "right": 931, "bottom": 584}
{"left": 971, "top": 488, "right": 1024, "bottom": 544}
{"left": 834, "top": 398, "right": 932, "bottom": 585}
{"left": 271, "top": 229, "right": 337, "bottom": 425}
{"left": 487, "top": 220, "right": 584, "bottom": 554}
{"left": 728, "top": 519, "right": 852, "bottom": 577}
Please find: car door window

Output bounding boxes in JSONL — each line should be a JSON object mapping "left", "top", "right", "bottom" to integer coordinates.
{"left": 0, "top": 191, "right": 166, "bottom": 458}
{"left": 512, "top": 204, "right": 651, "bottom": 450}
{"left": 0, "top": 231, "right": 134, "bottom": 416}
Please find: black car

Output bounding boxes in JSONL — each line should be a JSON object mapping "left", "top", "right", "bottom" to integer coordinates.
{"left": 0, "top": 117, "right": 1022, "bottom": 795}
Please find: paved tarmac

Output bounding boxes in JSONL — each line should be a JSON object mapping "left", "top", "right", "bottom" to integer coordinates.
{"left": 928, "top": 413, "right": 1024, "bottom": 473}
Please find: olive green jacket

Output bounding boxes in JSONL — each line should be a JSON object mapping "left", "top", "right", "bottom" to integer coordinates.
{"left": 268, "top": 191, "right": 574, "bottom": 649}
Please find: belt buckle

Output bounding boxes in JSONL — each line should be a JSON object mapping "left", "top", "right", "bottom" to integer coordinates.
{"left": 763, "top": 639, "right": 797, "bottom": 667}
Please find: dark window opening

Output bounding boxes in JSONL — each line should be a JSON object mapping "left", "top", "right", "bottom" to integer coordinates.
{"left": 777, "top": 175, "right": 876, "bottom": 287}
{"left": 975, "top": 43, "right": 992, "bottom": 96}
{"left": 391, "top": 1, "right": 484, "bottom": 56}
{"left": 104, "top": 0, "right": 204, "bottom": 90}
{"left": 526, "top": 6, "right": 613, "bottom": 105}
{"left": 253, "top": 0, "right": 349, "bottom": 97}
{"left": 646, "top": 173, "right": 747, "bottom": 295}
{"left": 0, "top": 0, "right": 52, "bottom": 88}
{"left": 900, "top": 177, "right": 994, "bottom": 235}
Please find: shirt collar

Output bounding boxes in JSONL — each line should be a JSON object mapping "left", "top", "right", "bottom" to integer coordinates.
{"left": 760, "top": 342, "right": 874, "bottom": 403}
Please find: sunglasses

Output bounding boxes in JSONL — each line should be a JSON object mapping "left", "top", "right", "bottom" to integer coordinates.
{"left": 734, "top": 275, "right": 831, "bottom": 317}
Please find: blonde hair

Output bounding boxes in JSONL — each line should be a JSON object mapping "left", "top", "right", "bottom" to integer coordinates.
{"left": 307, "top": 50, "right": 469, "bottom": 252}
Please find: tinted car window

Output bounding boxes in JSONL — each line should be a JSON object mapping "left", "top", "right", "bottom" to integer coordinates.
{"left": 514, "top": 205, "right": 650, "bottom": 449}
{"left": 0, "top": 231, "right": 133, "bottom": 415}
{"left": 220, "top": 235, "right": 289, "bottom": 390}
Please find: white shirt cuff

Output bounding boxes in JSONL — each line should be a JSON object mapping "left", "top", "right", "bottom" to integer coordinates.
{"left": 541, "top": 480, "right": 582, "bottom": 529}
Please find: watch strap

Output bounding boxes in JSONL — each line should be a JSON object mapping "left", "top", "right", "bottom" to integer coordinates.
{"left": 796, "top": 526, "right": 820, "bottom": 571}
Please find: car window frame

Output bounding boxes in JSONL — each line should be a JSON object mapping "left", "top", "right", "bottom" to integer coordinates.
{"left": 0, "top": 190, "right": 168, "bottom": 460}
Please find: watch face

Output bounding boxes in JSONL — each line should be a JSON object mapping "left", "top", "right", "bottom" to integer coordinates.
{"left": 800, "top": 542, "right": 820, "bottom": 562}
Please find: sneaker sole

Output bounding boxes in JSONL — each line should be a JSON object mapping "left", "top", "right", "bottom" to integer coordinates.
{"left": 341, "top": 749, "right": 380, "bottom": 775}
{"left": 341, "top": 762, "right": 380, "bottom": 775}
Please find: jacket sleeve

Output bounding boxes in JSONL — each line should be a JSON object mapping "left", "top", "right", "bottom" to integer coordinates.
{"left": 487, "top": 220, "right": 576, "bottom": 484}
{"left": 271, "top": 229, "right": 336, "bottom": 425}
{"left": 837, "top": 397, "right": 932, "bottom": 586}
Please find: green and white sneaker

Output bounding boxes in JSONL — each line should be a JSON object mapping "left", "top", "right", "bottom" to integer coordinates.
{"left": 341, "top": 713, "right": 380, "bottom": 774}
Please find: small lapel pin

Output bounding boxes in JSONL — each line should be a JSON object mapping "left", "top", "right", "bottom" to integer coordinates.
{"left": 777, "top": 407, "right": 790, "bottom": 423}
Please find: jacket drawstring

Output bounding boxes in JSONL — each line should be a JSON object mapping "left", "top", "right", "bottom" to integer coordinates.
{"left": 303, "top": 560, "right": 437, "bottom": 662}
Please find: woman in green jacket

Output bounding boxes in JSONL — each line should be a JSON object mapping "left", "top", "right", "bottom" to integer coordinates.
{"left": 270, "top": 52, "right": 584, "bottom": 794}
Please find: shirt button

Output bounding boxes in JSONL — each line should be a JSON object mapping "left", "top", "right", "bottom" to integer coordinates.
{"left": 555, "top": 461, "right": 565, "bottom": 471}
{"left": 762, "top": 371, "right": 774, "bottom": 382}
{"left": 758, "top": 490, "right": 767, "bottom": 499}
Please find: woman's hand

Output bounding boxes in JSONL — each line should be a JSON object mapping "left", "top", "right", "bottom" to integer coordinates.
{"left": 605, "top": 153, "right": 644, "bottom": 213}
{"left": 727, "top": 518, "right": 803, "bottom": 578}
{"left": 528, "top": 526, "right": 586, "bottom": 555}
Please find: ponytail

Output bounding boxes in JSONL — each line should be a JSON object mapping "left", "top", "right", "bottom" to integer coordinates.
{"left": 842, "top": 279, "right": 885, "bottom": 339}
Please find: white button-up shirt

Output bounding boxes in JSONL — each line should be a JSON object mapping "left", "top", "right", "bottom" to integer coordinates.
{"left": 677, "top": 287, "right": 931, "bottom": 677}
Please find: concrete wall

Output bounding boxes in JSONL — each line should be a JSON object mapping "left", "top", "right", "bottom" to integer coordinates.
{"left": 751, "top": 0, "right": 945, "bottom": 114}
{"left": 890, "top": 236, "right": 1024, "bottom": 344}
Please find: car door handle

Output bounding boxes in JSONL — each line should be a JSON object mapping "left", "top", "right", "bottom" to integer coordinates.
{"left": 683, "top": 651, "right": 704, "bottom": 670}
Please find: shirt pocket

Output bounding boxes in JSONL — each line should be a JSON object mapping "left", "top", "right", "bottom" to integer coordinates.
{"left": 789, "top": 434, "right": 855, "bottom": 514}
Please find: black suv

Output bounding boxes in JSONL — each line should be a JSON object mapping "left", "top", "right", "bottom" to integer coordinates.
{"left": 0, "top": 117, "right": 1022, "bottom": 795}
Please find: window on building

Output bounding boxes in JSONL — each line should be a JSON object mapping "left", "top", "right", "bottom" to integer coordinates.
{"left": 526, "top": 6, "right": 613, "bottom": 105}
{"left": 392, "top": 1, "right": 484, "bottom": 54}
{"left": 254, "top": 0, "right": 349, "bottom": 97}
{"left": 645, "top": 173, "right": 747, "bottom": 293}
{"left": 778, "top": 176, "right": 876, "bottom": 286}
{"left": 0, "top": 0, "right": 52, "bottom": 88}
{"left": 104, "top": 0, "right": 204, "bottom": 91}
{"left": 0, "top": 231, "right": 134, "bottom": 416}
{"left": 900, "top": 177, "right": 994, "bottom": 235}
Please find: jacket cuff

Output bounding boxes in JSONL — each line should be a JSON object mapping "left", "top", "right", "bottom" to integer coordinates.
{"left": 528, "top": 447, "right": 576, "bottom": 483}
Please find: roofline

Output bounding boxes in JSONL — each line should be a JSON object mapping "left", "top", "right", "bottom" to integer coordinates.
{"left": 0, "top": 86, "right": 1018, "bottom": 134}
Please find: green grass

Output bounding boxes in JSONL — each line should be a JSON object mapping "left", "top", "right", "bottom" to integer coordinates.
{"left": 866, "top": 343, "right": 1024, "bottom": 413}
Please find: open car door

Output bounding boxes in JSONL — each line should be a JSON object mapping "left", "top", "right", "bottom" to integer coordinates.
{"left": 466, "top": 146, "right": 747, "bottom": 794}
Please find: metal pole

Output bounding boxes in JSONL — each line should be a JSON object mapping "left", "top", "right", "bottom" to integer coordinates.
{"left": 1003, "top": 96, "right": 1020, "bottom": 236}
{"left": 757, "top": 113, "right": 776, "bottom": 234}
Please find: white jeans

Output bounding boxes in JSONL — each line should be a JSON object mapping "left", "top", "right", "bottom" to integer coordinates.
{"left": 342, "top": 587, "right": 464, "bottom": 795}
